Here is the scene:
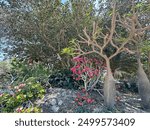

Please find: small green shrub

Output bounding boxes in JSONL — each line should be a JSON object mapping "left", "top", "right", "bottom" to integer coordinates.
{"left": 11, "top": 58, "right": 51, "bottom": 84}
{"left": 0, "top": 78, "right": 45, "bottom": 113}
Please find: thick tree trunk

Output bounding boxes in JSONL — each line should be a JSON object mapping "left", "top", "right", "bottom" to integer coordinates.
{"left": 104, "top": 59, "right": 116, "bottom": 109}
{"left": 137, "top": 52, "right": 150, "bottom": 109}
{"left": 148, "top": 51, "right": 150, "bottom": 79}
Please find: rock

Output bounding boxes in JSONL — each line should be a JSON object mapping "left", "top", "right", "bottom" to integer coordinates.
{"left": 61, "top": 91, "right": 66, "bottom": 96}
{"left": 44, "top": 94, "right": 58, "bottom": 102}
{"left": 51, "top": 106, "right": 59, "bottom": 112}
{"left": 49, "top": 94, "right": 57, "bottom": 98}
{"left": 57, "top": 92, "right": 60, "bottom": 95}
{"left": 45, "top": 101, "right": 49, "bottom": 106}
{"left": 93, "top": 107, "right": 103, "bottom": 113}
{"left": 93, "top": 108, "right": 99, "bottom": 113}
{"left": 58, "top": 100, "right": 63, "bottom": 106}
{"left": 35, "top": 99, "right": 45, "bottom": 106}
{"left": 49, "top": 98, "right": 57, "bottom": 106}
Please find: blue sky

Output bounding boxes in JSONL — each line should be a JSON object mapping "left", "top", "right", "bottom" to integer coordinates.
{"left": 62, "top": 0, "right": 67, "bottom": 3}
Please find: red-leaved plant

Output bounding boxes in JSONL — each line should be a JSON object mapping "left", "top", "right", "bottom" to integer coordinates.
{"left": 74, "top": 88, "right": 95, "bottom": 106}
{"left": 70, "top": 56, "right": 106, "bottom": 91}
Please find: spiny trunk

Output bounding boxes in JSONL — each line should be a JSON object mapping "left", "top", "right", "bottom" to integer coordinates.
{"left": 137, "top": 52, "right": 150, "bottom": 109}
{"left": 104, "top": 59, "right": 116, "bottom": 109}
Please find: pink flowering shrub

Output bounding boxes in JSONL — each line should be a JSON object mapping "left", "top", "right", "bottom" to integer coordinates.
{"left": 70, "top": 56, "right": 106, "bottom": 90}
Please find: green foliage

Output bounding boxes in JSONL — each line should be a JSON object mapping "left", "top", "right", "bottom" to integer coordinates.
{"left": 1, "top": 0, "right": 96, "bottom": 66}
{"left": 141, "top": 41, "right": 150, "bottom": 52}
{"left": 135, "top": 1, "right": 150, "bottom": 12}
{"left": 61, "top": 39, "right": 78, "bottom": 57}
{"left": 136, "top": 3, "right": 143, "bottom": 8}
{"left": 10, "top": 58, "right": 51, "bottom": 83}
{"left": 14, "top": 106, "right": 42, "bottom": 113}
{"left": 0, "top": 60, "right": 12, "bottom": 75}
{"left": 61, "top": 47, "right": 75, "bottom": 56}
{"left": 49, "top": 69, "right": 82, "bottom": 90}
{"left": 0, "top": 58, "right": 49, "bottom": 113}
{"left": 0, "top": 79, "right": 45, "bottom": 112}
{"left": 115, "top": 38, "right": 127, "bottom": 43}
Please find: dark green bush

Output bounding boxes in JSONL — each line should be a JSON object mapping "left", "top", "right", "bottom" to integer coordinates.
{"left": 48, "top": 69, "right": 83, "bottom": 90}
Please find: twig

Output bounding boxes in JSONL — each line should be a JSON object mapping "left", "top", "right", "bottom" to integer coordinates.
{"left": 92, "top": 88, "right": 104, "bottom": 98}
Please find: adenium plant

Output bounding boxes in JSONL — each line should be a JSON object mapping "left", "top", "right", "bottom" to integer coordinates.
{"left": 70, "top": 56, "right": 106, "bottom": 91}
{"left": 74, "top": 88, "right": 95, "bottom": 106}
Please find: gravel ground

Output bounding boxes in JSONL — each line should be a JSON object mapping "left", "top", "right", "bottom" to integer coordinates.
{"left": 35, "top": 87, "right": 148, "bottom": 113}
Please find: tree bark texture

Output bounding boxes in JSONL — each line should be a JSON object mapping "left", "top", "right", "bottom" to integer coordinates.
{"left": 148, "top": 51, "right": 150, "bottom": 79}
{"left": 104, "top": 59, "right": 116, "bottom": 109}
{"left": 137, "top": 53, "right": 150, "bottom": 109}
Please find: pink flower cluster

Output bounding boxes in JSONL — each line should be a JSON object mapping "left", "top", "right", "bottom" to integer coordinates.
{"left": 16, "top": 107, "right": 23, "bottom": 113}
{"left": 14, "top": 83, "right": 26, "bottom": 92}
{"left": 0, "top": 93, "right": 3, "bottom": 97}
{"left": 70, "top": 56, "right": 105, "bottom": 81}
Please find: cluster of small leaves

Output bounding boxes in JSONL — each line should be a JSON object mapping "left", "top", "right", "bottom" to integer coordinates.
{"left": 15, "top": 106, "right": 41, "bottom": 113}
{"left": 141, "top": 40, "right": 150, "bottom": 52}
{"left": 11, "top": 58, "right": 51, "bottom": 83}
{"left": 0, "top": 78, "right": 45, "bottom": 112}
{"left": 70, "top": 57, "right": 106, "bottom": 90}
{"left": 49, "top": 69, "right": 82, "bottom": 90}
{"left": 61, "top": 47, "right": 75, "bottom": 56}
